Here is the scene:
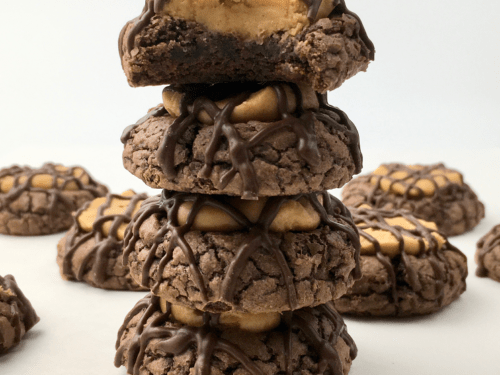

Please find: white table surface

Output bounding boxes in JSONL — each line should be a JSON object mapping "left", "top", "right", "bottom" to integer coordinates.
{"left": 0, "top": 145, "right": 499, "bottom": 375}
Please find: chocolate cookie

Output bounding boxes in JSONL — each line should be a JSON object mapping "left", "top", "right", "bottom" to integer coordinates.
{"left": 476, "top": 224, "right": 500, "bottom": 282}
{"left": 115, "top": 293, "right": 357, "bottom": 375}
{"left": 0, "top": 163, "right": 108, "bottom": 236}
{"left": 342, "top": 163, "right": 485, "bottom": 236}
{"left": 0, "top": 275, "right": 39, "bottom": 353}
{"left": 334, "top": 207, "right": 468, "bottom": 317}
{"left": 123, "top": 191, "right": 360, "bottom": 314}
{"left": 57, "top": 190, "right": 149, "bottom": 291}
{"left": 119, "top": 0, "right": 374, "bottom": 93}
{"left": 122, "top": 83, "right": 362, "bottom": 199}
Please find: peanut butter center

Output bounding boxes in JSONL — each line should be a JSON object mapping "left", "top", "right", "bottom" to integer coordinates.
{"left": 359, "top": 216, "right": 446, "bottom": 258}
{"left": 371, "top": 164, "right": 463, "bottom": 197}
{"left": 177, "top": 196, "right": 321, "bottom": 232}
{"left": 77, "top": 190, "right": 144, "bottom": 239}
{"left": 160, "top": 299, "right": 281, "bottom": 333}
{"left": 161, "top": 0, "right": 336, "bottom": 41}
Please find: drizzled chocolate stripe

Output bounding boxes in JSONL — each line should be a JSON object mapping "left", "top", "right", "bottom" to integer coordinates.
{"left": 115, "top": 293, "right": 357, "bottom": 375}
{"left": 123, "top": 191, "right": 360, "bottom": 311}
{"left": 476, "top": 224, "right": 500, "bottom": 278}
{"left": 358, "top": 163, "right": 471, "bottom": 230}
{"left": 152, "top": 82, "right": 360, "bottom": 199}
{"left": 0, "top": 163, "right": 106, "bottom": 214}
{"left": 351, "top": 207, "right": 466, "bottom": 312}
{"left": 119, "top": 0, "right": 375, "bottom": 61}
{"left": 0, "top": 275, "right": 39, "bottom": 353}
{"left": 62, "top": 192, "right": 148, "bottom": 286}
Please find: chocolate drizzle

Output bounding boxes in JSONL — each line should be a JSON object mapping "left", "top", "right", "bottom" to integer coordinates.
{"left": 476, "top": 224, "right": 500, "bottom": 278}
{"left": 61, "top": 192, "right": 148, "bottom": 287}
{"left": 352, "top": 163, "right": 471, "bottom": 231}
{"left": 123, "top": 190, "right": 360, "bottom": 311}
{"left": 0, "top": 275, "right": 39, "bottom": 353}
{"left": 119, "top": 0, "right": 374, "bottom": 61}
{"left": 0, "top": 163, "right": 106, "bottom": 215}
{"left": 351, "top": 206, "right": 466, "bottom": 312}
{"left": 152, "top": 83, "right": 360, "bottom": 200}
{"left": 115, "top": 293, "right": 357, "bottom": 375}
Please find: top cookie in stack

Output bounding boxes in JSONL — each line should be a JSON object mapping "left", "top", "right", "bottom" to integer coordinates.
{"left": 119, "top": 0, "right": 374, "bottom": 92}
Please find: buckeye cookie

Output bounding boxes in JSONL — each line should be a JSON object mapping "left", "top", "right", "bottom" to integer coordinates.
{"left": 123, "top": 191, "right": 360, "bottom": 314}
{"left": 119, "top": 0, "right": 374, "bottom": 93}
{"left": 342, "top": 163, "right": 485, "bottom": 236}
{"left": 0, "top": 163, "right": 108, "bottom": 236}
{"left": 122, "top": 82, "right": 362, "bottom": 200}
{"left": 334, "top": 206, "right": 468, "bottom": 317}
{"left": 57, "top": 190, "right": 148, "bottom": 291}
{"left": 476, "top": 224, "right": 500, "bottom": 282}
{"left": 0, "top": 275, "right": 39, "bottom": 353}
{"left": 115, "top": 293, "right": 357, "bottom": 375}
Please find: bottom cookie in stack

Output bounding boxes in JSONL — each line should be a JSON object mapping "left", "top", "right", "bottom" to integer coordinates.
{"left": 115, "top": 293, "right": 357, "bottom": 375}
{"left": 334, "top": 206, "right": 468, "bottom": 317}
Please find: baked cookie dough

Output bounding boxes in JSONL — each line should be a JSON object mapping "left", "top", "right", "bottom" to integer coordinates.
{"left": 122, "top": 82, "right": 362, "bottom": 199}
{"left": 123, "top": 191, "right": 360, "bottom": 314}
{"left": 476, "top": 224, "right": 500, "bottom": 282}
{"left": 115, "top": 293, "right": 357, "bottom": 375}
{"left": 342, "top": 163, "right": 485, "bottom": 236}
{"left": 0, "top": 163, "right": 108, "bottom": 236}
{"left": 334, "top": 206, "right": 468, "bottom": 317}
{"left": 57, "top": 190, "right": 148, "bottom": 291}
{"left": 0, "top": 275, "right": 39, "bottom": 353}
{"left": 118, "top": 0, "right": 374, "bottom": 92}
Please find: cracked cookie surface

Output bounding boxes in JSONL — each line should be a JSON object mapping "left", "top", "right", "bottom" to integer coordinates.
{"left": 119, "top": 0, "right": 374, "bottom": 92}
{"left": 124, "top": 192, "right": 360, "bottom": 314}
{"left": 476, "top": 224, "right": 500, "bottom": 282}
{"left": 115, "top": 293, "right": 357, "bottom": 375}
{"left": 122, "top": 83, "right": 361, "bottom": 198}
{"left": 0, "top": 275, "right": 39, "bottom": 354}
{"left": 57, "top": 191, "right": 148, "bottom": 291}
{"left": 342, "top": 163, "right": 485, "bottom": 236}
{"left": 334, "top": 207, "right": 468, "bottom": 317}
{"left": 0, "top": 163, "right": 108, "bottom": 236}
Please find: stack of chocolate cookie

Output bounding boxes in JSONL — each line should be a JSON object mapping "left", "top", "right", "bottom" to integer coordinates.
{"left": 115, "top": 1, "right": 375, "bottom": 374}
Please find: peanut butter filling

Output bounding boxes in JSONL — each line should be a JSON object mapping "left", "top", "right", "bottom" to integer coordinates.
{"left": 177, "top": 195, "right": 321, "bottom": 232}
{"left": 371, "top": 164, "right": 463, "bottom": 197}
{"left": 77, "top": 190, "right": 144, "bottom": 239}
{"left": 162, "top": 83, "right": 319, "bottom": 124}
{"left": 0, "top": 165, "right": 90, "bottom": 194}
{"left": 160, "top": 298, "right": 281, "bottom": 333}
{"left": 161, "top": 0, "right": 336, "bottom": 41}
{"left": 359, "top": 215, "right": 446, "bottom": 258}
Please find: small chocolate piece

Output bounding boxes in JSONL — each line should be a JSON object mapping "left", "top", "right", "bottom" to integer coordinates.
{"left": 57, "top": 191, "right": 148, "bottom": 291}
{"left": 342, "top": 163, "right": 485, "bottom": 236}
{"left": 0, "top": 163, "right": 108, "bottom": 236}
{"left": 124, "top": 191, "right": 360, "bottom": 314}
{"left": 118, "top": 0, "right": 374, "bottom": 92}
{"left": 476, "top": 224, "right": 500, "bottom": 282}
{"left": 123, "top": 83, "right": 362, "bottom": 199}
{"left": 0, "top": 275, "right": 39, "bottom": 353}
{"left": 334, "top": 207, "right": 468, "bottom": 317}
{"left": 115, "top": 293, "right": 357, "bottom": 375}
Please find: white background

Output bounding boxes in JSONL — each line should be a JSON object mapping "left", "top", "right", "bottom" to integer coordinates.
{"left": 1, "top": 1, "right": 500, "bottom": 374}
